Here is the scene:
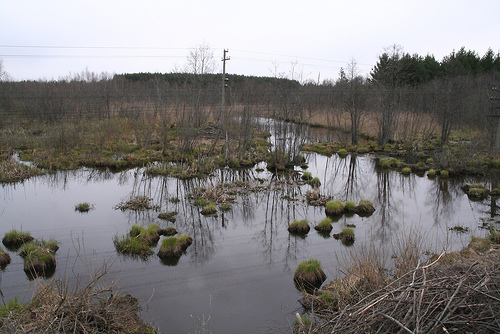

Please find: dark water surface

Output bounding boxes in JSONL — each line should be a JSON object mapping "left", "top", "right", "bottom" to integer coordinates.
{"left": 1, "top": 124, "right": 498, "bottom": 333}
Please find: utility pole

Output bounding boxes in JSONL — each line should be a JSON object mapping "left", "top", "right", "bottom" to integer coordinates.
{"left": 490, "top": 87, "right": 500, "bottom": 156}
{"left": 221, "top": 49, "right": 230, "bottom": 122}
{"left": 221, "top": 49, "right": 230, "bottom": 163}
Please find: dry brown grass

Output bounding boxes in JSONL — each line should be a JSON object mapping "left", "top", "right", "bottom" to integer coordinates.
{"left": 298, "top": 235, "right": 500, "bottom": 334}
{"left": 0, "top": 265, "right": 156, "bottom": 333}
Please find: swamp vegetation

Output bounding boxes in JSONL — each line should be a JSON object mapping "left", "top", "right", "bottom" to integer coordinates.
{"left": 0, "top": 47, "right": 500, "bottom": 332}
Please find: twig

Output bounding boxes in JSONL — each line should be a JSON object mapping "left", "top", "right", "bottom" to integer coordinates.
{"left": 381, "top": 313, "right": 415, "bottom": 334}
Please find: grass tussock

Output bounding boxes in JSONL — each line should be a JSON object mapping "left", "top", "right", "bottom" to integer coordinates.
{"left": 2, "top": 230, "right": 34, "bottom": 251}
{"left": 325, "top": 200, "right": 345, "bottom": 216}
{"left": 294, "top": 259, "right": 327, "bottom": 293}
{"left": 115, "top": 196, "right": 157, "bottom": 211}
{"left": 157, "top": 234, "right": 193, "bottom": 259}
{"left": 314, "top": 217, "right": 333, "bottom": 233}
{"left": 0, "top": 266, "right": 157, "bottom": 333}
{"left": 19, "top": 240, "right": 59, "bottom": 279}
{"left": 288, "top": 220, "right": 311, "bottom": 235}
{"left": 114, "top": 223, "right": 165, "bottom": 259}
{"left": 0, "top": 246, "right": 11, "bottom": 270}
{"left": 75, "top": 202, "right": 94, "bottom": 213}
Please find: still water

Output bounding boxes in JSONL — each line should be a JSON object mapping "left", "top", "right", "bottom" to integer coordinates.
{"left": 0, "top": 125, "right": 497, "bottom": 333}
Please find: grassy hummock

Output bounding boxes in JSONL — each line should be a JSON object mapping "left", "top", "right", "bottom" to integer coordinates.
{"left": 0, "top": 246, "right": 11, "bottom": 270}
{"left": 74, "top": 202, "right": 94, "bottom": 213}
{"left": 2, "top": 230, "right": 34, "bottom": 251}
{"left": 201, "top": 203, "right": 217, "bottom": 215}
{"left": 288, "top": 219, "right": 311, "bottom": 235}
{"left": 157, "top": 235, "right": 193, "bottom": 259}
{"left": 314, "top": 217, "right": 333, "bottom": 233}
{"left": 301, "top": 171, "right": 313, "bottom": 181}
{"left": 461, "top": 183, "right": 489, "bottom": 201}
{"left": 115, "top": 196, "right": 156, "bottom": 211}
{"left": 294, "top": 259, "right": 327, "bottom": 293}
{"left": 333, "top": 228, "right": 355, "bottom": 246}
{"left": 325, "top": 200, "right": 345, "bottom": 216}
{"left": 355, "top": 200, "right": 376, "bottom": 216}
{"left": 20, "top": 241, "right": 58, "bottom": 279}
{"left": 158, "top": 211, "right": 177, "bottom": 222}
{"left": 114, "top": 223, "right": 164, "bottom": 259}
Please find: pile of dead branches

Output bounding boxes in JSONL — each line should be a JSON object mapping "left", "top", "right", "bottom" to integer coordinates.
{"left": 309, "top": 253, "right": 500, "bottom": 333}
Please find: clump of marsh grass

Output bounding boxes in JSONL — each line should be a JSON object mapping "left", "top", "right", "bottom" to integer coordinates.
{"left": 0, "top": 246, "right": 11, "bottom": 270}
{"left": 306, "top": 190, "right": 330, "bottom": 206}
{"left": 19, "top": 240, "right": 58, "bottom": 279}
{"left": 308, "top": 177, "right": 321, "bottom": 188}
{"left": 288, "top": 219, "right": 311, "bottom": 235}
{"left": 461, "top": 183, "right": 489, "bottom": 201}
{"left": 2, "top": 229, "right": 34, "bottom": 251}
{"left": 114, "top": 195, "right": 157, "bottom": 211}
{"left": 344, "top": 201, "right": 357, "bottom": 213}
{"left": 294, "top": 259, "right": 327, "bottom": 293}
{"left": 355, "top": 199, "right": 375, "bottom": 216}
{"left": 0, "top": 157, "right": 43, "bottom": 183}
{"left": 325, "top": 200, "right": 345, "bottom": 216}
{"left": 114, "top": 223, "right": 166, "bottom": 259}
{"left": 333, "top": 228, "right": 355, "bottom": 246}
{"left": 157, "top": 234, "right": 193, "bottom": 259}
{"left": 158, "top": 211, "right": 177, "bottom": 222}
{"left": 427, "top": 169, "right": 437, "bottom": 178}
{"left": 401, "top": 167, "right": 411, "bottom": 175}
{"left": 201, "top": 203, "right": 217, "bottom": 216}
{"left": 75, "top": 202, "right": 94, "bottom": 213}
{"left": 301, "top": 171, "right": 312, "bottom": 181}
{"left": 314, "top": 217, "right": 333, "bottom": 233}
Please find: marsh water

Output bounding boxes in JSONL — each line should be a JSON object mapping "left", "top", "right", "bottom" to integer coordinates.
{"left": 1, "top": 119, "right": 499, "bottom": 333}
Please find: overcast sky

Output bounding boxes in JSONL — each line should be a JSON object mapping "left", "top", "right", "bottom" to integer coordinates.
{"left": 1, "top": 0, "right": 499, "bottom": 81}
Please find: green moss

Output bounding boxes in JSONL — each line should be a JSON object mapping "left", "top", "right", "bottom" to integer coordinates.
{"left": 338, "top": 149, "right": 348, "bottom": 157}
{"left": 426, "top": 158, "right": 434, "bottom": 164}
{"left": 427, "top": 169, "right": 437, "bottom": 177}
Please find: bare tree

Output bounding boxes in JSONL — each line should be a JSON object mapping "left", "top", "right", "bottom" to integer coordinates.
{"left": 186, "top": 43, "right": 216, "bottom": 75}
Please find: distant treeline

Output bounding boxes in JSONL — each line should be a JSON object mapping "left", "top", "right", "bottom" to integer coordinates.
{"left": 0, "top": 46, "right": 499, "bottom": 149}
